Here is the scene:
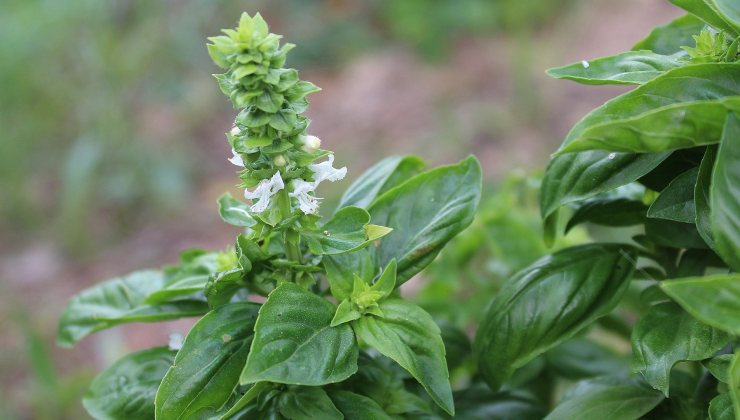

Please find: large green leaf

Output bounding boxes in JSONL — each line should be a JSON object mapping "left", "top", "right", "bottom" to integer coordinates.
{"left": 711, "top": 112, "right": 740, "bottom": 271}
{"left": 545, "top": 338, "right": 627, "bottom": 380}
{"left": 217, "top": 192, "right": 256, "bottom": 227}
{"left": 474, "top": 244, "right": 637, "bottom": 390}
{"left": 631, "top": 302, "right": 729, "bottom": 395}
{"left": 241, "top": 283, "right": 358, "bottom": 386}
{"left": 632, "top": 14, "right": 707, "bottom": 54}
{"left": 353, "top": 299, "right": 454, "bottom": 415}
{"left": 647, "top": 167, "right": 699, "bottom": 223}
{"left": 709, "top": 393, "right": 735, "bottom": 420}
{"left": 337, "top": 155, "right": 426, "bottom": 210}
{"left": 328, "top": 390, "right": 392, "bottom": 420}
{"left": 557, "top": 99, "right": 736, "bottom": 154}
{"left": 661, "top": 274, "right": 740, "bottom": 334}
{"left": 541, "top": 63, "right": 740, "bottom": 238}
{"left": 565, "top": 198, "right": 647, "bottom": 233}
{"left": 302, "top": 206, "right": 391, "bottom": 255}
{"left": 696, "top": 146, "right": 718, "bottom": 249}
{"left": 83, "top": 347, "right": 175, "bottom": 420}
{"left": 57, "top": 270, "right": 209, "bottom": 347}
{"left": 670, "top": 0, "right": 739, "bottom": 35}
{"left": 708, "top": 0, "right": 740, "bottom": 32}
{"left": 545, "top": 376, "right": 664, "bottom": 420}
{"left": 368, "top": 156, "right": 481, "bottom": 284}
{"left": 547, "top": 51, "right": 683, "bottom": 85}
{"left": 155, "top": 303, "right": 260, "bottom": 420}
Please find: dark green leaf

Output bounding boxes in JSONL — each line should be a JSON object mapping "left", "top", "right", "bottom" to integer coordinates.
{"left": 696, "top": 146, "right": 718, "bottom": 249}
{"left": 545, "top": 376, "right": 664, "bottom": 420}
{"left": 328, "top": 390, "right": 392, "bottom": 420}
{"left": 631, "top": 302, "right": 729, "bottom": 395}
{"left": 670, "top": 0, "right": 739, "bottom": 35}
{"left": 661, "top": 274, "right": 740, "bottom": 334}
{"left": 241, "top": 283, "right": 358, "bottom": 386}
{"left": 704, "top": 354, "right": 734, "bottom": 383}
{"left": 155, "top": 303, "right": 260, "bottom": 419}
{"left": 632, "top": 14, "right": 707, "bottom": 54}
{"left": 547, "top": 51, "right": 683, "bottom": 85}
{"left": 302, "top": 206, "right": 391, "bottom": 255}
{"left": 645, "top": 218, "right": 708, "bottom": 249}
{"left": 218, "top": 193, "right": 257, "bottom": 228}
{"left": 566, "top": 198, "right": 647, "bottom": 233}
{"left": 57, "top": 270, "right": 209, "bottom": 347}
{"left": 648, "top": 167, "right": 699, "bottom": 223}
{"left": 205, "top": 268, "right": 245, "bottom": 308}
{"left": 639, "top": 147, "right": 705, "bottom": 191}
{"left": 545, "top": 338, "right": 627, "bottom": 380}
{"left": 353, "top": 299, "right": 454, "bottom": 415}
{"left": 730, "top": 353, "right": 740, "bottom": 417}
{"left": 277, "top": 386, "right": 342, "bottom": 420}
{"left": 83, "top": 347, "right": 175, "bottom": 420}
{"left": 337, "top": 155, "right": 426, "bottom": 210}
{"left": 709, "top": 393, "right": 734, "bottom": 420}
{"left": 439, "top": 323, "right": 471, "bottom": 372}
{"left": 452, "top": 385, "right": 546, "bottom": 420}
{"left": 711, "top": 112, "right": 740, "bottom": 271}
{"left": 474, "top": 244, "right": 637, "bottom": 390}
{"left": 368, "top": 156, "right": 482, "bottom": 284}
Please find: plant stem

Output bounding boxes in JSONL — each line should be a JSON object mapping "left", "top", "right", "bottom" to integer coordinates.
{"left": 278, "top": 187, "right": 302, "bottom": 266}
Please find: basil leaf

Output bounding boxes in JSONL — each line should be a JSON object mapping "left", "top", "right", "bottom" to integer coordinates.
{"left": 661, "top": 274, "right": 740, "bottom": 334}
{"left": 545, "top": 338, "right": 627, "bottom": 380}
{"left": 303, "top": 206, "right": 391, "bottom": 255}
{"left": 730, "top": 353, "right": 740, "bottom": 418}
{"left": 545, "top": 376, "right": 664, "bottom": 420}
{"left": 670, "top": 0, "right": 739, "bottom": 35}
{"left": 474, "top": 244, "right": 637, "bottom": 390}
{"left": 155, "top": 302, "right": 260, "bottom": 419}
{"left": 547, "top": 51, "right": 683, "bottom": 85}
{"left": 704, "top": 354, "right": 734, "bottom": 383}
{"left": 696, "top": 146, "right": 718, "bottom": 249}
{"left": 709, "top": 0, "right": 740, "bottom": 32}
{"left": 565, "top": 198, "right": 647, "bottom": 233}
{"left": 452, "top": 385, "right": 547, "bottom": 420}
{"left": 57, "top": 270, "right": 209, "bottom": 347}
{"left": 647, "top": 167, "right": 699, "bottom": 223}
{"left": 323, "top": 249, "right": 375, "bottom": 301}
{"left": 337, "top": 155, "right": 426, "bottom": 210}
{"left": 353, "top": 299, "right": 454, "bottom": 415}
{"left": 440, "top": 323, "right": 472, "bottom": 372}
{"left": 631, "top": 302, "right": 729, "bottom": 395}
{"left": 632, "top": 14, "right": 707, "bottom": 54}
{"left": 83, "top": 347, "right": 175, "bottom": 420}
{"left": 558, "top": 99, "right": 736, "bottom": 154}
{"left": 709, "top": 393, "right": 734, "bottom": 420}
{"left": 241, "top": 283, "right": 358, "bottom": 385}
{"left": 277, "top": 386, "right": 342, "bottom": 420}
{"left": 368, "top": 156, "right": 482, "bottom": 284}
{"left": 711, "top": 112, "right": 740, "bottom": 271}
{"left": 144, "top": 274, "right": 211, "bottom": 304}
{"left": 645, "top": 218, "right": 708, "bottom": 249}
{"left": 328, "top": 390, "right": 392, "bottom": 420}
{"left": 217, "top": 192, "right": 257, "bottom": 227}
{"left": 205, "top": 268, "right": 246, "bottom": 308}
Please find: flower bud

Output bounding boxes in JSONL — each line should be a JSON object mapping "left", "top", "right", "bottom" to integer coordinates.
{"left": 273, "top": 154, "right": 287, "bottom": 167}
{"left": 230, "top": 126, "right": 241, "bottom": 136}
{"left": 302, "top": 135, "right": 321, "bottom": 153}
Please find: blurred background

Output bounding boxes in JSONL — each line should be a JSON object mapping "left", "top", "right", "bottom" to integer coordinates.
{"left": 0, "top": 0, "right": 680, "bottom": 417}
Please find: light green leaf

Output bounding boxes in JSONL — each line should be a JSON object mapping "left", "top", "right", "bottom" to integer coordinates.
{"left": 661, "top": 274, "right": 740, "bottom": 334}
{"left": 83, "top": 347, "right": 175, "bottom": 420}
{"left": 547, "top": 51, "right": 683, "bottom": 85}
{"left": 337, "top": 155, "right": 426, "bottom": 210}
{"left": 155, "top": 303, "right": 259, "bottom": 420}
{"left": 704, "top": 354, "right": 734, "bottom": 383}
{"left": 277, "top": 387, "right": 342, "bottom": 420}
{"left": 696, "top": 146, "right": 718, "bottom": 249}
{"left": 647, "top": 167, "right": 699, "bottom": 223}
{"left": 474, "top": 244, "right": 637, "bottom": 390}
{"left": 368, "top": 156, "right": 482, "bottom": 284}
{"left": 708, "top": 0, "right": 740, "bottom": 32}
{"left": 670, "top": 0, "right": 738, "bottom": 35}
{"left": 323, "top": 249, "right": 375, "bottom": 301}
{"left": 330, "top": 299, "right": 361, "bottom": 327}
{"left": 218, "top": 193, "right": 256, "bottom": 228}
{"left": 709, "top": 393, "right": 734, "bottom": 420}
{"left": 631, "top": 302, "right": 729, "bottom": 395}
{"left": 545, "top": 376, "right": 664, "bottom": 420}
{"left": 303, "top": 206, "right": 391, "bottom": 255}
{"left": 711, "top": 112, "right": 740, "bottom": 271}
{"left": 633, "top": 14, "right": 707, "bottom": 54}
{"left": 731, "top": 353, "right": 740, "bottom": 418}
{"left": 328, "top": 390, "right": 392, "bottom": 420}
{"left": 353, "top": 299, "right": 454, "bottom": 415}
{"left": 57, "top": 270, "right": 209, "bottom": 347}
{"left": 241, "top": 283, "right": 358, "bottom": 386}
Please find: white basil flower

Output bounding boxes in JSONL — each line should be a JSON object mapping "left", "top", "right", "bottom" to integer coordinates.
{"left": 244, "top": 171, "right": 284, "bottom": 213}
{"left": 228, "top": 148, "right": 245, "bottom": 167}
{"left": 302, "top": 134, "right": 321, "bottom": 153}
{"left": 309, "top": 154, "right": 346, "bottom": 187}
{"left": 290, "top": 179, "right": 321, "bottom": 214}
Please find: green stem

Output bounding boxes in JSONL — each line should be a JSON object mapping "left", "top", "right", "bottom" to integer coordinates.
{"left": 278, "top": 187, "right": 302, "bottom": 266}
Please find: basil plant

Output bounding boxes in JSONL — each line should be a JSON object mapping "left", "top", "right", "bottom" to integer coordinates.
{"left": 475, "top": 0, "right": 740, "bottom": 418}
{"left": 58, "top": 13, "right": 481, "bottom": 419}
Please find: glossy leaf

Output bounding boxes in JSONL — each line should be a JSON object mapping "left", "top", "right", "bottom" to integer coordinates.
{"left": 647, "top": 167, "right": 699, "bottom": 223}
{"left": 474, "top": 244, "right": 637, "bottom": 390}
{"left": 632, "top": 14, "right": 707, "bottom": 54}
{"left": 217, "top": 193, "right": 257, "bottom": 227}
{"left": 155, "top": 303, "right": 260, "bottom": 419}
{"left": 353, "top": 299, "right": 454, "bottom": 415}
{"left": 545, "top": 338, "right": 627, "bottom": 380}
{"left": 557, "top": 99, "right": 735, "bottom": 154}
{"left": 452, "top": 385, "right": 546, "bottom": 420}
{"left": 696, "top": 146, "right": 718, "bottom": 249}
{"left": 328, "top": 390, "right": 392, "bottom": 420}
{"left": 661, "top": 274, "right": 740, "bottom": 334}
{"left": 241, "top": 283, "right": 358, "bottom": 386}
{"left": 670, "top": 0, "right": 739, "bottom": 35}
{"left": 566, "top": 198, "right": 647, "bottom": 233}
{"left": 303, "top": 206, "right": 391, "bottom": 255}
{"left": 277, "top": 386, "right": 342, "bottom": 420}
{"left": 545, "top": 376, "right": 664, "bottom": 420}
{"left": 631, "top": 302, "right": 729, "bottom": 395}
{"left": 368, "top": 156, "right": 482, "bottom": 284}
{"left": 547, "top": 51, "right": 683, "bottom": 85}
{"left": 83, "top": 347, "right": 175, "bottom": 420}
{"left": 337, "top": 155, "right": 426, "bottom": 210}
{"left": 645, "top": 217, "right": 708, "bottom": 249}
{"left": 711, "top": 112, "right": 740, "bottom": 271}
{"left": 57, "top": 270, "right": 209, "bottom": 347}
